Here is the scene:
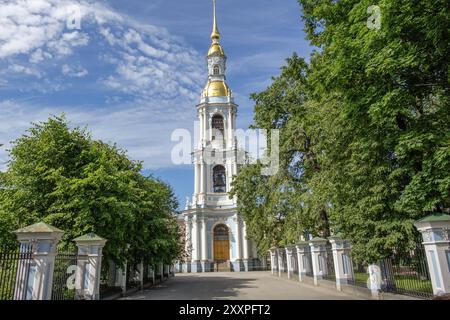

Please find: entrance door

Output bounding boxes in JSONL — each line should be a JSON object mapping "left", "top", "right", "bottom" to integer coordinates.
{"left": 213, "top": 224, "right": 230, "bottom": 262}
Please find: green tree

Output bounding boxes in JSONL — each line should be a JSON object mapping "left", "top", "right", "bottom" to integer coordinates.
{"left": 300, "top": 0, "right": 450, "bottom": 262}
{"left": 0, "top": 115, "right": 181, "bottom": 266}
{"left": 232, "top": 0, "right": 450, "bottom": 264}
{"left": 231, "top": 54, "right": 327, "bottom": 253}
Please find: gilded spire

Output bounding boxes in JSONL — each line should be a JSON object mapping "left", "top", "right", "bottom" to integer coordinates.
{"left": 211, "top": 0, "right": 220, "bottom": 41}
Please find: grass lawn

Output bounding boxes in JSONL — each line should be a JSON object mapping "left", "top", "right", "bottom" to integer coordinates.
{"left": 394, "top": 275, "right": 433, "bottom": 294}
{"left": 354, "top": 272, "right": 369, "bottom": 285}
{"left": 353, "top": 272, "right": 432, "bottom": 295}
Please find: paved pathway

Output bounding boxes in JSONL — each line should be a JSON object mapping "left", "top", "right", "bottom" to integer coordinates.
{"left": 123, "top": 272, "right": 359, "bottom": 300}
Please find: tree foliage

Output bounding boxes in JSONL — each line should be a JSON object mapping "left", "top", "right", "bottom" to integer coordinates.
{"left": 231, "top": 0, "right": 450, "bottom": 263}
{"left": 0, "top": 115, "right": 182, "bottom": 266}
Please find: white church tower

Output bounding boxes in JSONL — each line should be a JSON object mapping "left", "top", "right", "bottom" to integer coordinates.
{"left": 180, "top": 0, "right": 259, "bottom": 273}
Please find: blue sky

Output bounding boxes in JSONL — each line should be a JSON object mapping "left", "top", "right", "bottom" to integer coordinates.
{"left": 0, "top": 0, "right": 313, "bottom": 208}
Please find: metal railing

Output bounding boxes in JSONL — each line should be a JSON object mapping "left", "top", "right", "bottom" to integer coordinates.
{"left": 304, "top": 252, "right": 313, "bottom": 277}
{"left": 323, "top": 245, "right": 336, "bottom": 282}
{"left": 292, "top": 252, "right": 299, "bottom": 275}
{"left": 0, "top": 244, "right": 33, "bottom": 300}
{"left": 379, "top": 245, "right": 433, "bottom": 299}
{"left": 51, "top": 251, "right": 78, "bottom": 300}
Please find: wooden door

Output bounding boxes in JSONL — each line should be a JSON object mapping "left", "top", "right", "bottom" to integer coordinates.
{"left": 213, "top": 224, "right": 230, "bottom": 261}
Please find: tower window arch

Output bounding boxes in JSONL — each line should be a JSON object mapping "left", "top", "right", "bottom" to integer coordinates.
{"left": 213, "top": 165, "right": 226, "bottom": 193}
{"left": 213, "top": 65, "right": 220, "bottom": 75}
{"left": 211, "top": 114, "right": 224, "bottom": 140}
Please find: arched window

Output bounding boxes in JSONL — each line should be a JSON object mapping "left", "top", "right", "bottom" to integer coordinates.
{"left": 213, "top": 65, "right": 220, "bottom": 75}
{"left": 213, "top": 165, "right": 226, "bottom": 193}
{"left": 212, "top": 115, "right": 224, "bottom": 140}
{"left": 214, "top": 224, "right": 229, "bottom": 240}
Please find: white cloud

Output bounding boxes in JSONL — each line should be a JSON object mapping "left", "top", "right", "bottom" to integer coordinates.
{"left": 0, "top": 0, "right": 207, "bottom": 170}
{"left": 29, "top": 48, "right": 53, "bottom": 63}
{"left": 61, "top": 63, "right": 88, "bottom": 77}
{"left": 0, "top": 100, "right": 196, "bottom": 171}
{"left": 0, "top": 0, "right": 204, "bottom": 100}
{"left": 7, "top": 64, "right": 42, "bottom": 78}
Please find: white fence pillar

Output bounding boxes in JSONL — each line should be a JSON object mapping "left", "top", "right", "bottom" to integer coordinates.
{"left": 14, "top": 222, "right": 64, "bottom": 300}
{"left": 114, "top": 263, "right": 127, "bottom": 294}
{"left": 296, "top": 242, "right": 311, "bottom": 282}
{"left": 269, "top": 248, "right": 277, "bottom": 275}
{"left": 329, "top": 236, "right": 354, "bottom": 291}
{"left": 285, "top": 246, "right": 295, "bottom": 279}
{"left": 150, "top": 267, "right": 156, "bottom": 284}
{"left": 73, "top": 233, "right": 107, "bottom": 300}
{"left": 276, "top": 248, "right": 283, "bottom": 277}
{"left": 414, "top": 213, "right": 450, "bottom": 297}
{"left": 138, "top": 261, "right": 144, "bottom": 290}
{"left": 309, "top": 238, "right": 328, "bottom": 285}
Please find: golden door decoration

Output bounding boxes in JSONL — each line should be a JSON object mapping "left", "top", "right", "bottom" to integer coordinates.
{"left": 213, "top": 224, "right": 230, "bottom": 261}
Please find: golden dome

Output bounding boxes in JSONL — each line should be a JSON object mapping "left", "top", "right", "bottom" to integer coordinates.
{"left": 202, "top": 81, "right": 231, "bottom": 97}
{"left": 208, "top": 43, "right": 225, "bottom": 56}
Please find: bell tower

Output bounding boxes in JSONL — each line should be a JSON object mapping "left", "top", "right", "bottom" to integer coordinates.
{"left": 188, "top": 0, "right": 240, "bottom": 210}
{"left": 180, "top": 0, "right": 256, "bottom": 274}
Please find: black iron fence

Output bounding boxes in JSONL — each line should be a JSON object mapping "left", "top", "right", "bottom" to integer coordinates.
{"left": 323, "top": 245, "right": 336, "bottom": 282}
{"left": 0, "top": 244, "right": 33, "bottom": 300}
{"left": 125, "top": 263, "right": 140, "bottom": 290}
{"left": 379, "top": 245, "right": 433, "bottom": 299}
{"left": 279, "top": 249, "right": 287, "bottom": 273}
{"left": 99, "top": 261, "right": 123, "bottom": 299}
{"left": 304, "top": 251, "right": 313, "bottom": 277}
{"left": 292, "top": 251, "right": 299, "bottom": 275}
{"left": 51, "top": 251, "right": 78, "bottom": 300}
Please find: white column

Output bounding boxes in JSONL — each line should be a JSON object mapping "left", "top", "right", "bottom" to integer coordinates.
{"left": 226, "top": 162, "right": 231, "bottom": 192}
{"left": 138, "top": 261, "right": 144, "bottom": 290}
{"left": 269, "top": 249, "right": 277, "bottom": 275}
{"left": 296, "top": 242, "right": 310, "bottom": 282}
{"left": 329, "top": 236, "right": 354, "bottom": 291}
{"left": 235, "top": 217, "right": 242, "bottom": 266}
{"left": 227, "top": 109, "right": 233, "bottom": 147}
{"left": 209, "top": 117, "right": 213, "bottom": 141}
{"left": 285, "top": 246, "right": 295, "bottom": 279}
{"left": 232, "top": 111, "right": 236, "bottom": 146}
{"left": 309, "top": 238, "right": 328, "bottom": 285}
{"left": 203, "top": 110, "right": 207, "bottom": 142}
{"left": 73, "top": 233, "right": 107, "bottom": 300}
{"left": 277, "top": 248, "right": 283, "bottom": 277}
{"left": 194, "top": 163, "right": 199, "bottom": 195}
{"left": 414, "top": 214, "right": 450, "bottom": 296}
{"left": 191, "top": 217, "right": 199, "bottom": 263}
{"left": 185, "top": 219, "right": 191, "bottom": 264}
{"left": 201, "top": 218, "right": 208, "bottom": 269}
{"left": 116, "top": 263, "right": 127, "bottom": 293}
{"left": 199, "top": 163, "right": 205, "bottom": 197}
{"left": 199, "top": 111, "right": 204, "bottom": 147}
{"left": 14, "top": 222, "right": 64, "bottom": 300}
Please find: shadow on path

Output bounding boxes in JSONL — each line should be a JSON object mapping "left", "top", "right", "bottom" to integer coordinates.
{"left": 122, "top": 272, "right": 359, "bottom": 300}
